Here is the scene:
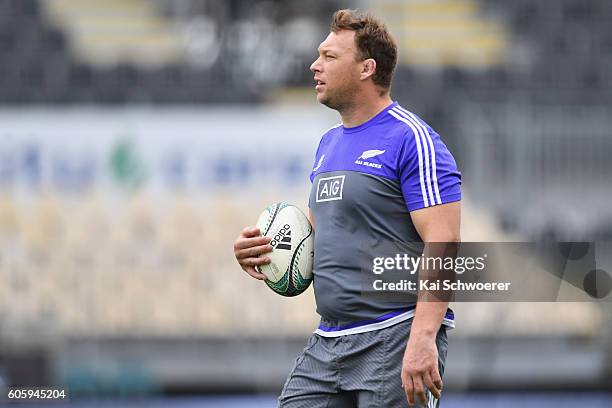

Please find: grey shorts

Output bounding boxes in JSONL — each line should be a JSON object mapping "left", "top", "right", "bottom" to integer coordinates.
{"left": 278, "top": 319, "right": 448, "bottom": 408}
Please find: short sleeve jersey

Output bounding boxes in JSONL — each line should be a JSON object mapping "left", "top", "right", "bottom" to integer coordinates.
{"left": 308, "top": 102, "right": 461, "bottom": 337}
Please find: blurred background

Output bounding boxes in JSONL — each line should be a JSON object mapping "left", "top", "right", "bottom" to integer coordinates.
{"left": 0, "top": 0, "right": 611, "bottom": 406}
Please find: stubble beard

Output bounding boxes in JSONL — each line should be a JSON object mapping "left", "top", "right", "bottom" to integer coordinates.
{"left": 318, "top": 82, "right": 358, "bottom": 114}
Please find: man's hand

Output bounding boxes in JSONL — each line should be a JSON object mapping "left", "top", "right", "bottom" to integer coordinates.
{"left": 402, "top": 332, "right": 443, "bottom": 406}
{"left": 233, "top": 227, "right": 272, "bottom": 280}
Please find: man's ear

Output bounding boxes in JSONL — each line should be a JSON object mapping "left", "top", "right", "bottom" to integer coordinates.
{"left": 360, "top": 58, "right": 377, "bottom": 80}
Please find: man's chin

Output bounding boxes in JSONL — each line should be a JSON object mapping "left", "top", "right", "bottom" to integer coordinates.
{"left": 316, "top": 94, "right": 333, "bottom": 108}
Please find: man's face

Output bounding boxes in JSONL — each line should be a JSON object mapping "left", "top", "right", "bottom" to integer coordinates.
{"left": 310, "top": 30, "right": 363, "bottom": 110}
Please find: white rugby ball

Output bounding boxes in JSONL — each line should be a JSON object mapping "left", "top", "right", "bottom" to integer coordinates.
{"left": 255, "top": 202, "right": 314, "bottom": 297}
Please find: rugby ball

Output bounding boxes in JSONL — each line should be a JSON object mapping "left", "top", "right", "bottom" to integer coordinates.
{"left": 255, "top": 202, "right": 314, "bottom": 297}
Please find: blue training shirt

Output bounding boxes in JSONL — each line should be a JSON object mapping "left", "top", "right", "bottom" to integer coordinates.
{"left": 308, "top": 101, "right": 461, "bottom": 337}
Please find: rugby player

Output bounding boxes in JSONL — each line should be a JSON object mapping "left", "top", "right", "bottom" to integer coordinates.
{"left": 233, "top": 9, "right": 461, "bottom": 407}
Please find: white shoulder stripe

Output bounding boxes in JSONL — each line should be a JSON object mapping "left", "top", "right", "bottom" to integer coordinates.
{"left": 388, "top": 108, "right": 429, "bottom": 208}
{"left": 393, "top": 107, "right": 436, "bottom": 206}
{"left": 323, "top": 123, "right": 342, "bottom": 134}
{"left": 396, "top": 106, "right": 442, "bottom": 205}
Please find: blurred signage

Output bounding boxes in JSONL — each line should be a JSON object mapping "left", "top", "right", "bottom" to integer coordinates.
{"left": 0, "top": 107, "right": 334, "bottom": 194}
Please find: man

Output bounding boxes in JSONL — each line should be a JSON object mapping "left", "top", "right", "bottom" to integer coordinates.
{"left": 233, "top": 9, "right": 461, "bottom": 407}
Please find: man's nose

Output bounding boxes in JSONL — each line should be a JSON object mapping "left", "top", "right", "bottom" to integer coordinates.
{"left": 310, "top": 57, "right": 321, "bottom": 73}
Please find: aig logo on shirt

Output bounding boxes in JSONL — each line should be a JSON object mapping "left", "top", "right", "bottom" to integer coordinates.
{"left": 316, "top": 175, "right": 345, "bottom": 202}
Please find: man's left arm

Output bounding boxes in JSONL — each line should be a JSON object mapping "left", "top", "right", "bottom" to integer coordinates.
{"left": 402, "top": 200, "right": 461, "bottom": 406}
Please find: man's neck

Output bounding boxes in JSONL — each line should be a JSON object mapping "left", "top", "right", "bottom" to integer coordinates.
{"left": 339, "top": 94, "right": 393, "bottom": 128}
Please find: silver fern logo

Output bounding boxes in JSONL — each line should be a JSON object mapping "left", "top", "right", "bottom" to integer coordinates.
{"left": 358, "top": 149, "right": 385, "bottom": 160}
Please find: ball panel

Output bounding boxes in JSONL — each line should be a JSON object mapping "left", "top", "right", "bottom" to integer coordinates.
{"left": 265, "top": 272, "right": 290, "bottom": 294}
{"left": 257, "top": 202, "right": 279, "bottom": 236}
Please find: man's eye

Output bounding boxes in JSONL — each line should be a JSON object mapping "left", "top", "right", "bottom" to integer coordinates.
{"left": 326, "top": 55, "right": 335, "bottom": 59}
